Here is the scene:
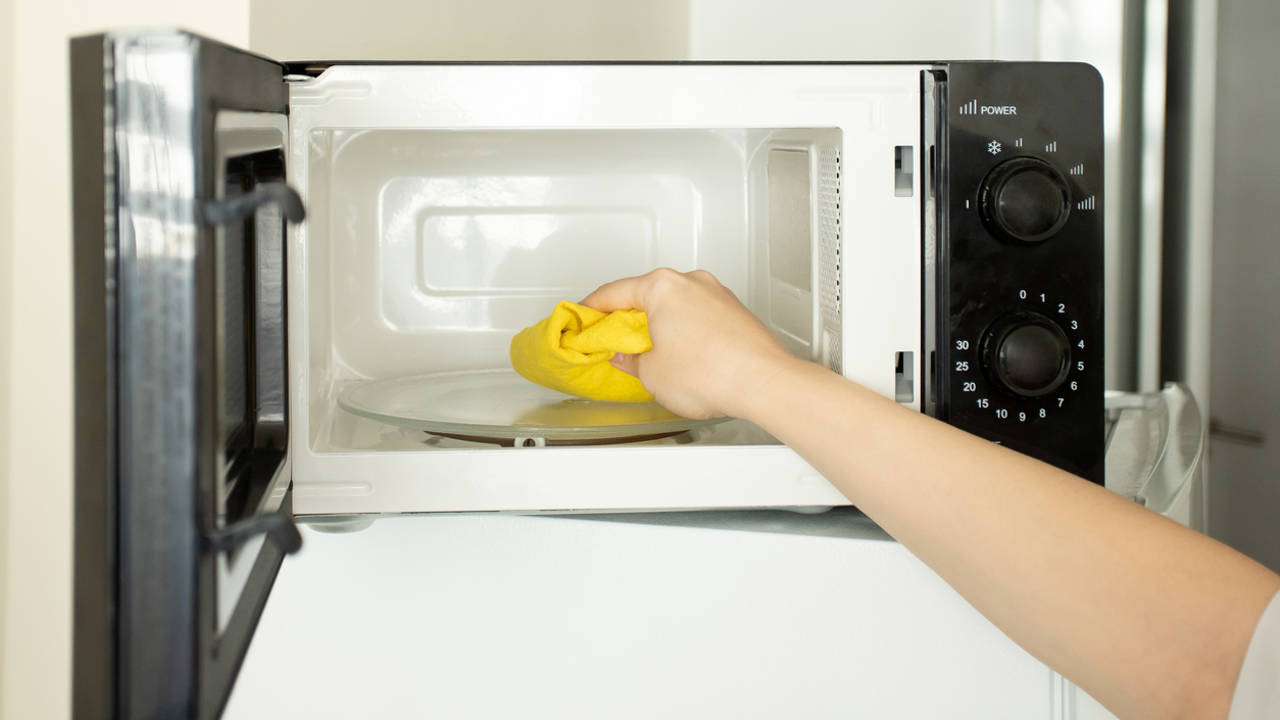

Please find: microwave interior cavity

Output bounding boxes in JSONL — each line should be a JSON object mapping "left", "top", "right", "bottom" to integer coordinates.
{"left": 286, "top": 64, "right": 928, "bottom": 460}
{"left": 301, "top": 125, "right": 864, "bottom": 452}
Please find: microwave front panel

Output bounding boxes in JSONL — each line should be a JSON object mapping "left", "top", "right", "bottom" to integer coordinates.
{"left": 283, "top": 64, "right": 926, "bottom": 515}
{"left": 71, "top": 30, "right": 301, "bottom": 720}
{"left": 929, "top": 63, "right": 1106, "bottom": 483}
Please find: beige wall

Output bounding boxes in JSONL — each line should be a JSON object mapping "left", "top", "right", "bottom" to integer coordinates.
{"left": 689, "top": 0, "right": 1003, "bottom": 59}
{"left": 2, "top": 4, "right": 249, "bottom": 718}
{"left": 250, "top": 0, "right": 689, "bottom": 60}
{"left": 0, "top": 0, "right": 15, "bottom": 697}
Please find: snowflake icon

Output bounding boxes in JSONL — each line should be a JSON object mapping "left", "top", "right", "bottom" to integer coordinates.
{"left": 987, "top": 140, "right": 1003, "bottom": 155}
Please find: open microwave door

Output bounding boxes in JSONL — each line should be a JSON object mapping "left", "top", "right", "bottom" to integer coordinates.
{"left": 71, "top": 30, "right": 303, "bottom": 719}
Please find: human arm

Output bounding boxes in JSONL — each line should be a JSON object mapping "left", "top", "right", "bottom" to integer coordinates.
{"left": 584, "top": 268, "right": 1280, "bottom": 720}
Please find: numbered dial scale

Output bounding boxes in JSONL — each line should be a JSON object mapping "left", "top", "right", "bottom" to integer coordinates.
{"left": 929, "top": 63, "right": 1105, "bottom": 483}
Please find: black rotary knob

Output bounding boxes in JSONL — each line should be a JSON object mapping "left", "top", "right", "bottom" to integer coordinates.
{"left": 982, "top": 314, "right": 1072, "bottom": 397}
{"left": 979, "top": 157, "right": 1071, "bottom": 243}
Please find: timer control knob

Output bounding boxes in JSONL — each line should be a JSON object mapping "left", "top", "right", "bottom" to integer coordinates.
{"left": 979, "top": 157, "right": 1071, "bottom": 243}
{"left": 981, "top": 314, "right": 1072, "bottom": 397}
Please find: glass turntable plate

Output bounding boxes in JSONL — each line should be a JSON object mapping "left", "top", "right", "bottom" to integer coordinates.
{"left": 337, "top": 369, "right": 726, "bottom": 444}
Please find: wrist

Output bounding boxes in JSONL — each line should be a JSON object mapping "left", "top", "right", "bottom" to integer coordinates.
{"left": 729, "top": 353, "right": 824, "bottom": 426}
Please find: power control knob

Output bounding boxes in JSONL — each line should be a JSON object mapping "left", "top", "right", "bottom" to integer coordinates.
{"left": 979, "top": 157, "right": 1071, "bottom": 243}
{"left": 981, "top": 314, "right": 1072, "bottom": 397}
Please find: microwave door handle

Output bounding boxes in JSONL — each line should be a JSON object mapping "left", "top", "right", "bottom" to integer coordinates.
{"left": 203, "top": 180, "right": 306, "bottom": 226}
{"left": 205, "top": 511, "right": 303, "bottom": 555}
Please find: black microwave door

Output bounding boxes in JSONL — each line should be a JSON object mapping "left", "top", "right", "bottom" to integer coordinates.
{"left": 71, "top": 31, "right": 305, "bottom": 720}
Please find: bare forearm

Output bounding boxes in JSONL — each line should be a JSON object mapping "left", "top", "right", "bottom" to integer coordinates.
{"left": 747, "top": 359, "right": 1280, "bottom": 719}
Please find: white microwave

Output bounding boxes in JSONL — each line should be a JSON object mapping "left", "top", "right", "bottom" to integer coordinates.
{"left": 70, "top": 30, "right": 1103, "bottom": 719}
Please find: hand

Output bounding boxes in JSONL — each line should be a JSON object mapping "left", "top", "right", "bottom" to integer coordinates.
{"left": 581, "top": 268, "right": 798, "bottom": 419}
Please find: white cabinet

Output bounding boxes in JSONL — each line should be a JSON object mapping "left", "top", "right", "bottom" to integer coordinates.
{"left": 227, "top": 514, "right": 1071, "bottom": 719}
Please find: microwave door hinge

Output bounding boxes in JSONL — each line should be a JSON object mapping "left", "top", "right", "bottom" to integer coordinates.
{"left": 203, "top": 181, "right": 306, "bottom": 227}
{"left": 205, "top": 512, "right": 303, "bottom": 555}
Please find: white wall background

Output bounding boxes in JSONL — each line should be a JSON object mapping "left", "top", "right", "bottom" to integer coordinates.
{"left": 250, "top": 0, "right": 689, "bottom": 60}
{"left": 0, "top": 0, "right": 15, "bottom": 697}
{"left": 1, "top": 3, "right": 249, "bottom": 718}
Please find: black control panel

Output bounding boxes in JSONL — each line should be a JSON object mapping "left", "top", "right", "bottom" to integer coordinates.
{"left": 928, "top": 62, "right": 1105, "bottom": 484}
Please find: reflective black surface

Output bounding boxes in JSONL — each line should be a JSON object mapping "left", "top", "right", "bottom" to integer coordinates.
{"left": 929, "top": 62, "right": 1105, "bottom": 484}
{"left": 71, "top": 30, "right": 297, "bottom": 720}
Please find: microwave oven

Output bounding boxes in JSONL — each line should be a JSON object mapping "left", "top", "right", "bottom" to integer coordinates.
{"left": 70, "top": 29, "right": 1103, "bottom": 719}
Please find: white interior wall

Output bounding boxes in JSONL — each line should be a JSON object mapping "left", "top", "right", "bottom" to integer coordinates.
{"left": 250, "top": 0, "right": 689, "bottom": 60}
{"left": 1, "top": 4, "right": 250, "bottom": 718}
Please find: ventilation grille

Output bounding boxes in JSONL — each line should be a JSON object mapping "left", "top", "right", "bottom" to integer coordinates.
{"left": 817, "top": 147, "right": 843, "bottom": 375}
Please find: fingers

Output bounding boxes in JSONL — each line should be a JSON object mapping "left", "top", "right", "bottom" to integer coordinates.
{"left": 609, "top": 352, "right": 640, "bottom": 377}
{"left": 580, "top": 274, "right": 650, "bottom": 312}
{"left": 581, "top": 268, "right": 722, "bottom": 312}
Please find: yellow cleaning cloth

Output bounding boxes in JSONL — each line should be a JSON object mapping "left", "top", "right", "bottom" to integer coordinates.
{"left": 510, "top": 301, "right": 653, "bottom": 402}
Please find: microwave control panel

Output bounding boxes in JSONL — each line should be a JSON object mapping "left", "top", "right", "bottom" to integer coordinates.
{"left": 928, "top": 62, "right": 1105, "bottom": 484}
